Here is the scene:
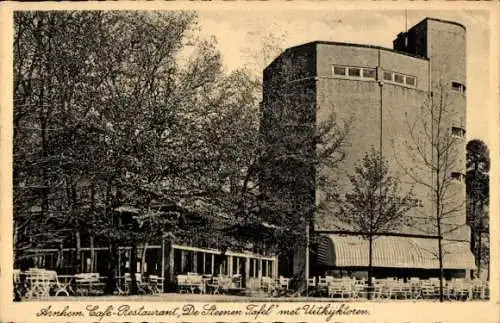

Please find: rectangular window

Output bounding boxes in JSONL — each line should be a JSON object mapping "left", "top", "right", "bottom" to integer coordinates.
{"left": 362, "top": 68, "right": 376, "bottom": 79}
{"left": 451, "top": 81, "right": 465, "bottom": 92}
{"left": 348, "top": 67, "right": 361, "bottom": 77}
{"left": 333, "top": 66, "right": 346, "bottom": 76}
{"left": 383, "top": 71, "right": 392, "bottom": 81}
{"left": 405, "top": 76, "right": 416, "bottom": 86}
{"left": 451, "top": 172, "right": 464, "bottom": 182}
{"left": 394, "top": 74, "right": 405, "bottom": 84}
{"left": 451, "top": 126, "right": 465, "bottom": 137}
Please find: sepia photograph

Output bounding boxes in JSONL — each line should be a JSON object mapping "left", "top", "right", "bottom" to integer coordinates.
{"left": 1, "top": 2, "right": 498, "bottom": 323}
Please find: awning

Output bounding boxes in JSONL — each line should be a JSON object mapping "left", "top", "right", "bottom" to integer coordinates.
{"left": 317, "top": 235, "right": 476, "bottom": 270}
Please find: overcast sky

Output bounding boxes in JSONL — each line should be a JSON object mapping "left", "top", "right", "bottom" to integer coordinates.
{"left": 197, "top": 9, "right": 491, "bottom": 146}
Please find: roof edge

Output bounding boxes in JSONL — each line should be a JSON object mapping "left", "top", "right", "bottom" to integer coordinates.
{"left": 284, "top": 41, "right": 429, "bottom": 60}
{"left": 412, "top": 17, "right": 467, "bottom": 31}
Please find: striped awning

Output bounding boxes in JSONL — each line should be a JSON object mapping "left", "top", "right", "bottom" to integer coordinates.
{"left": 317, "top": 235, "right": 476, "bottom": 270}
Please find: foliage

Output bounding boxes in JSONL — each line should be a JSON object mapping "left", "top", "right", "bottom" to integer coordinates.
{"left": 258, "top": 51, "right": 351, "bottom": 254}
{"left": 466, "top": 139, "right": 490, "bottom": 276}
{"left": 12, "top": 11, "right": 260, "bottom": 278}
{"left": 338, "top": 148, "right": 416, "bottom": 238}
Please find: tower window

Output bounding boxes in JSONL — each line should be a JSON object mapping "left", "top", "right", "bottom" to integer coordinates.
{"left": 348, "top": 67, "right": 361, "bottom": 77}
{"left": 451, "top": 126, "right": 465, "bottom": 138}
{"left": 394, "top": 74, "right": 405, "bottom": 84}
{"left": 405, "top": 76, "right": 416, "bottom": 86}
{"left": 362, "top": 68, "right": 376, "bottom": 79}
{"left": 333, "top": 65, "right": 376, "bottom": 80}
{"left": 383, "top": 72, "right": 392, "bottom": 81}
{"left": 333, "top": 66, "right": 346, "bottom": 76}
{"left": 450, "top": 172, "right": 465, "bottom": 182}
{"left": 451, "top": 81, "right": 466, "bottom": 93}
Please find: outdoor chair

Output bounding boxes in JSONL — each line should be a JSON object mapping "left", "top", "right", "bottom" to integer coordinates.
{"left": 352, "top": 279, "right": 367, "bottom": 299}
{"left": 420, "top": 280, "right": 439, "bottom": 300}
{"left": 259, "top": 277, "right": 270, "bottom": 291}
{"left": 24, "top": 269, "right": 54, "bottom": 299}
{"left": 217, "top": 275, "right": 233, "bottom": 294}
{"left": 278, "top": 277, "right": 290, "bottom": 290}
{"left": 317, "top": 276, "right": 328, "bottom": 295}
{"left": 306, "top": 277, "right": 316, "bottom": 296}
{"left": 147, "top": 275, "right": 161, "bottom": 294}
{"left": 206, "top": 276, "right": 220, "bottom": 294}
{"left": 176, "top": 275, "right": 190, "bottom": 293}
{"left": 472, "top": 279, "right": 487, "bottom": 300}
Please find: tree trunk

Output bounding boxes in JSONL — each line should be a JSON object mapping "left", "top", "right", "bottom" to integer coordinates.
{"left": 75, "top": 231, "right": 81, "bottom": 274}
{"left": 140, "top": 242, "right": 148, "bottom": 276}
{"left": 437, "top": 221, "right": 444, "bottom": 302}
{"left": 56, "top": 242, "right": 64, "bottom": 271}
{"left": 162, "top": 235, "right": 175, "bottom": 291}
{"left": 129, "top": 242, "right": 138, "bottom": 295}
{"left": 367, "top": 235, "right": 373, "bottom": 300}
{"left": 90, "top": 235, "right": 95, "bottom": 273}
{"left": 477, "top": 231, "right": 482, "bottom": 278}
{"left": 104, "top": 242, "right": 118, "bottom": 295}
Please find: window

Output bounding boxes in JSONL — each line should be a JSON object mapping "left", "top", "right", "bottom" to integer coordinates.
{"left": 451, "top": 172, "right": 465, "bottom": 182}
{"left": 451, "top": 126, "right": 465, "bottom": 138}
{"left": 382, "top": 70, "right": 417, "bottom": 87}
{"left": 394, "top": 74, "right": 405, "bottom": 84}
{"left": 333, "top": 65, "right": 376, "bottom": 80}
{"left": 348, "top": 67, "right": 361, "bottom": 77}
{"left": 405, "top": 76, "right": 416, "bottom": 86}
{"left": 362, "top": 68, "right": 376, "bottom": 79}
{"left": 333, "top": 66, "right": 346, "bottom": 76}
{"left": 451, "top": 81, "right": 466, "bottom": 93}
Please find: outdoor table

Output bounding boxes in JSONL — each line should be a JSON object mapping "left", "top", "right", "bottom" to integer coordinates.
{"left": 54, "top": 275, "right": 75, "bottom": 296}
{"left": 74, "top": 274, "right": 105, "bottom": 296}
{"left": 177, "top": 274, "right": 205, "bottom": 294}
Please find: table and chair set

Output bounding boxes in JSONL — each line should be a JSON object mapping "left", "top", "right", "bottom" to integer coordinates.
{"left": 14, "top": 268, "right": 164, "bottom": 300}
{"left": 308, "top": 276, "right": 490, "bottom": 301}
{"left": 175, "top": 273, "right": 291, "bottom": 296}
{"left": 176, "top": 273, "right": 246, "bottom": 295}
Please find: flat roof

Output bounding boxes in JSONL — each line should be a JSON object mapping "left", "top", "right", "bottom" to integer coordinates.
{"left": 283, "top": 40, "right": 429, "bottom": 60}
{"left": 412, "top": 17, "right": 467, "bottom": 31}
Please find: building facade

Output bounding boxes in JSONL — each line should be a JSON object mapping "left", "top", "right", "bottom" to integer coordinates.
{"left": 261, "top": 18, "right": 475, "bottom": 280}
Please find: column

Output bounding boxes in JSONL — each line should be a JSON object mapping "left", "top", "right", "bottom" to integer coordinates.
{"left": 273, "top": 255, "right": 278, "bottom": 279}
{"left": 258, "top": 259, "right": 263, "bottom": 279}
{"left": 228, "top": 255, "right": 233, "bottom": 277}
{"left": 244, "top": 257, "right": 250, "bottom": 286}
{"left": 193, "top": 252, "right": 198, "bottom": 273}
{"left": 202, "top": 253, "right": 206, "bottom": 274}
{"left": 211, "top": 254, "right": 215, "bottom": 275}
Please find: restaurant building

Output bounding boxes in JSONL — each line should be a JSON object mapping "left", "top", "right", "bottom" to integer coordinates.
{"left": 261, "top": 18, "right": 475, "bottom": 280}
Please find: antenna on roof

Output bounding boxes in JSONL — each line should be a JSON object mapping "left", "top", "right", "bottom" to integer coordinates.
{"left": 404, "top": 10, "right": 408, "bottom": 48}
{"left": 405, "top": 10, "right": 408, "bottom": 33}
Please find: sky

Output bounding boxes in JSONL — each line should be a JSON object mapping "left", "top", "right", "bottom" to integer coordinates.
{"left": 197, "top": 9, "right": 492, "bottom": 146}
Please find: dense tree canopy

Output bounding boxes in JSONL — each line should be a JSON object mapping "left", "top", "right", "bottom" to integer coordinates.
{"left": 13, "top": 11, "right": 260, "bottom": 258}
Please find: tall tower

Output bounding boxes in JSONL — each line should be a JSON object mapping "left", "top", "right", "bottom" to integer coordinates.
{"left": 262, "top": 17, "right": 474, "bottom": 280}
{"left": 395, "top": 18, "right": 468, "bottom": 240}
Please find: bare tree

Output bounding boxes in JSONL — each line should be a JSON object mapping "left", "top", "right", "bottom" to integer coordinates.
{"left": 399, "top": 82, "right": 467, "bottom": 302}
{"left": 335, "top": 148, "right": 416, "bottom": 296}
